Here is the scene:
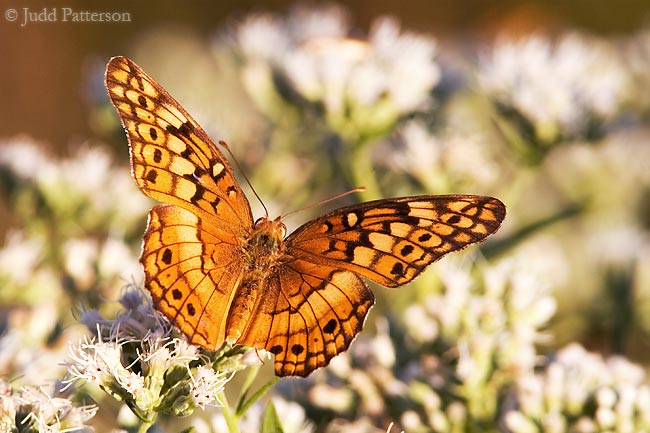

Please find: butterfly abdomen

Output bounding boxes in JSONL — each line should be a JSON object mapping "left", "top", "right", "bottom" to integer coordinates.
{"left": 226, "top": 217, "right": 288, "bottom": 343}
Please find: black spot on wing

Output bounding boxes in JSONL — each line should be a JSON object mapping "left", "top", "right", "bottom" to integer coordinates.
{"left": 323, "top": 319, "right": 337, "bottom": 334}
{"left": 390, "top": 262, "right": 405, "bottom": 278}
{"left": 145, "top": 169, "right": 158, "bottom": 183}
{"left": 180, "top": 147, "right": 192, "bottom": 160}
{"left": 165, "top": 122, "right": 193, "bottom": 139}
{"left": 400, "top": 244, "right": 414, "bottom": 256}
{"left": 358, "top": 231, "right": 373, "bottom": 248}
{"left": 161, "top": 248, "right": 172, "bottom": 265}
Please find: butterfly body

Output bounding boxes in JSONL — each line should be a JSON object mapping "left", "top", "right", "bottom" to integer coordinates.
{"left": 106, "top": 56, "right": 506, "bottom": 377}
{"left": 227, "top": 217, "right": 288, "bottom": 342}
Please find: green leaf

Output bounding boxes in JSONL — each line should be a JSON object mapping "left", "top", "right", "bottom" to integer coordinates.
{"left": 261, "top": 401, "right": 285, "bottom": 433}
{"left": 236, "top": 376, "right": 280, "bottom": 417}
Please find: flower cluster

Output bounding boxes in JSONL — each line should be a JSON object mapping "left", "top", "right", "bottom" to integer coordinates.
{"left": 478, "top": 33, "right": 630, "bottom": 155}
{"left": 376, "top": 119, "right": 502, "bottom": 195}
{"left": 0, "top": 139, "right": 150, "bottom": 233}
{"left": 0, "top": 139, "right": 150, "bottom": 386}
{"left": 64, "top": 285, "right": 257, "bottom": 428}
{"left": 0, "top": 139, "right": 147, "bottom": 298}
{"left": 507, "top": 344, "right": 650, "bottom": 433}
{"left": 222, "top": 4, "right": 441, "bottom": 202}
{"left": 232, "top": 4, "right": 439, "bottom": 140}
{"left": 0, "top": 379, "right": 97, "bottom": 433}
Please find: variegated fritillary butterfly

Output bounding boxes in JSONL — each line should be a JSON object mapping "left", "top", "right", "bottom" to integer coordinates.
{"left": 105, "top": 56, "right": 506, "bottom": 377}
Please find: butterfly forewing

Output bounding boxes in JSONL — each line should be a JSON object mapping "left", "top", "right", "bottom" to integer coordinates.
{"left": 105, "top": 56, "right": 253, "bottom": 236}
{"left": 106, "top": 56, "right": 254, "bottom": 350}
{"left": 287, "top": 195, "right": 506, "bottom": 287}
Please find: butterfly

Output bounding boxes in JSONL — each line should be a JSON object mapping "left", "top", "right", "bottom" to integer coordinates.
{"left": 105, "top": 56, "right": 506, "bottom": 377}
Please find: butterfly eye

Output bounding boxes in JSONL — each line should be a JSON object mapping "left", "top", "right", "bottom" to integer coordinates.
{"left": 254, "top": 217, "right": 267, "bottom": 228}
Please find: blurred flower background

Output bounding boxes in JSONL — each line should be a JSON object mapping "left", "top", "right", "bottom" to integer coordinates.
{"left": 1, "top": 1, "right": 650, "bottom": 432}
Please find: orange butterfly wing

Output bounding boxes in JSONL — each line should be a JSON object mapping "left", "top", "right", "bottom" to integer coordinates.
{"left": 240, "top": 260, "right": 374, "bottom": 376}
{"left": 141, "top": 204, "right": 245, "bottom": 347}
{"left": 242, "top": 196, "right": 505, "bottom": 376}
{"left": 106, "top": 56, "right": 507, "bottom": 377}
{"left": 106, "top": 56, "right": 253, "bottom": 348}
{"left": 287, "top": 195, "right": 506, "bottom": 287}
{"left": 105, "top": 56, "right": 252, "bottom": 234}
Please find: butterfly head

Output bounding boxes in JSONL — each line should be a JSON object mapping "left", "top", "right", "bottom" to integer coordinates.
{"left": 252, "top": 216, "right": 287, "bottom": 243}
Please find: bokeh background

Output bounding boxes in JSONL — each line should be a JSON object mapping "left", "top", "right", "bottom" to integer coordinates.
{"left": 2, "top": 0, "right": 649, "bottom": 150}
{"left": 2, "top": 1, "right": 650, "bottom": 432}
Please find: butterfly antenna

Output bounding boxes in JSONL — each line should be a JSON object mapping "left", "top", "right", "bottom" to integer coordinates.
{"left": 218, "top": 140, "right": 268, "bottom": 218}
{"left": 281, "top": 187, "right": 367, "bottom": 220}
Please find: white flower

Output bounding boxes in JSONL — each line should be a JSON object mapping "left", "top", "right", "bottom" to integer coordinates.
{"left": 514, "top": 342, "right": 650, "bottom": 430}
{"left": 271, "top": 397, "right": 316, "bottom": 433}
{"left": 0, "top": 231, "right": 43, "bottom": 286}
{"left": 65, "top": 335, "right": 127, "bottom": 387}
{"left": 369, "top": 17, "right": 439, "bottom": 111}
{"left": 479, "top": 33, "right": 629, "bottom": 140}
{"left": 232, "top": 5, "right": 439, "bottom": 137}
{"left": 505, "top": 410, "right": 538, "bottom": 433}
{"left": 62, "top": 238, "right": 99, "bottom": 289}
{"left": 58, "top": 147, "right": 114, "bottom": 197}
{"left": 379, "top": 119, "right": 501, "bottom": 193}
{"left": 403, "top": 304, "right": 439, "bottom": 343}
{"left": 308, "top": 383, "right": 355, "bottom": 413}
{"left": 66, "top": 286, "right": 246, "bottom": 421}
{"left": 0, "top": 381, "right": 97, "bottom": 433}
{"left": 98, "top": 237, "right": 143, "bottom": 283}
{"left": 0, "top": 138, "right": 55, "bottom": 180}
{"left": 189, "top": 365, "right": 229, "bottom": 409}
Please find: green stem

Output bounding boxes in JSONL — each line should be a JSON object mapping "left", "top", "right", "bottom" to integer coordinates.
{"left": 136, "top": 419, "right": 155, "bottom": 433}
{"left": 235, "top": 365, "right": 260, "bottom": 413}
{"left": 236, "top": 376, "right": 280, "bottom": 417}
{"left": 219, "top": 391, "right": 240, "bottom": 433}
{"left": 349, "top": 141, "right": 381, "bottom": 202}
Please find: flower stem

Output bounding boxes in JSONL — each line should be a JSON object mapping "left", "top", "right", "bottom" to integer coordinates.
{"left": 219, "top": 391, "right": 240, "bottom": 433}
{"left": 349, "top": 140, "right": 381, "bottom": 202}
{"left": 136, "top": 419, "right": 155, "bottom": 433}
{"left": 236, "top": 376, "right": 280, "bottom": 417}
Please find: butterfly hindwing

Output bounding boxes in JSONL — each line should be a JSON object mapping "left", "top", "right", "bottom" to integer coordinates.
{"left": 142, "top": 204, "right": 245, "bottom": 348}
{"left": 105, "top": 56, "right": 253, "bottom": 236}
{"left": 287, "top": 195, "right": 506, "bottom": 287}
{"left": 240, "top": 258, "right": 374, "bottom": 377}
